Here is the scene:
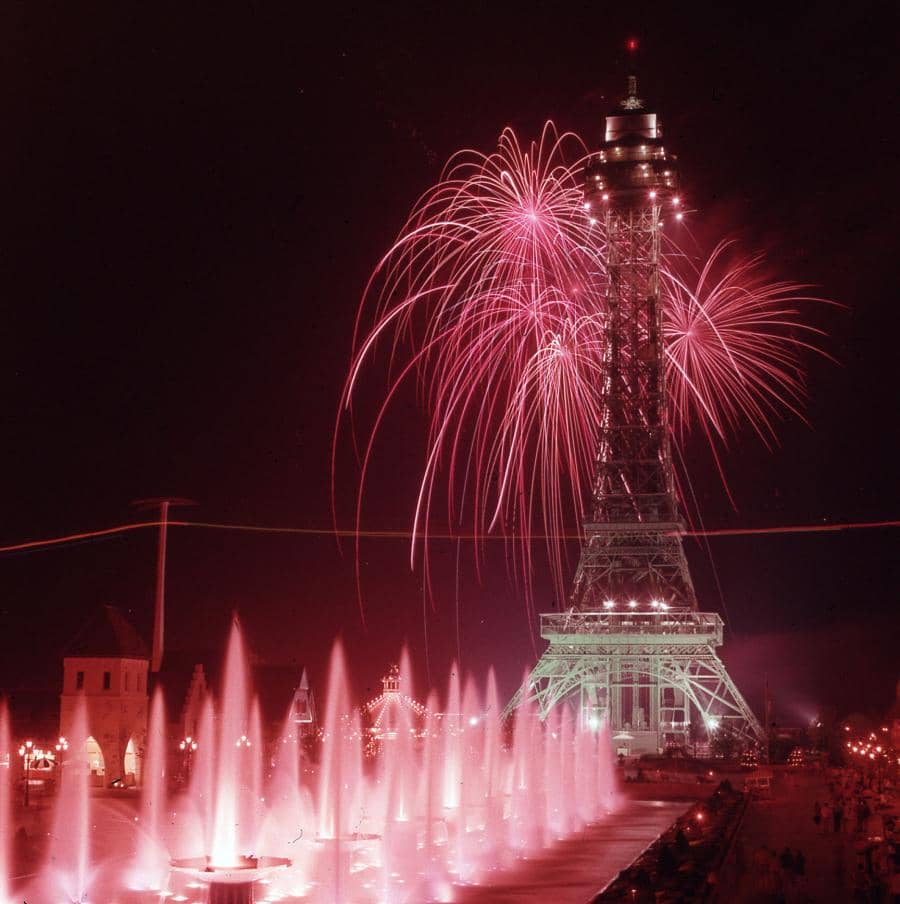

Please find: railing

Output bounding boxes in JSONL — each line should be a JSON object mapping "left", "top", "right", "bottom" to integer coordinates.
{"left": 541, "top": 610, "right": 723, "bottom": 644}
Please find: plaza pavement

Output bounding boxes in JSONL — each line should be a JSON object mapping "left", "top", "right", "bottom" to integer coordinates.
{"left": 720, "top": 768, "right": 860, "bottom": 903}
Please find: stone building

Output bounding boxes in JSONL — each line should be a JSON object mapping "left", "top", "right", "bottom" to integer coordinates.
{"left": 59, "top": 605, "right": 149, "bottom": 786}
{"left": 60, "top": 605, "right": 318, "bottom": 786}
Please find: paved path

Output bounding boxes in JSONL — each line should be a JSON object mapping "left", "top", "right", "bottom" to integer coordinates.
{"left": 724, "top": 769, "right": 858, "bottom": 903}
{"left": 456, "top": 795, "right": 692, "bottom": 904}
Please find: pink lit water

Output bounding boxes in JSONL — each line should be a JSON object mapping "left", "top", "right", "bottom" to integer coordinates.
{"left": 11, "top": 621, "right": 619, "bottom": 902}
{"left": 0, "top": 702, "right": 10, "bottom": 904}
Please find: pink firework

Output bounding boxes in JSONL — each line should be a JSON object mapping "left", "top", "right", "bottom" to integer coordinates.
{"left": 339, "top": 123, "right": 602, "bottom": 608}
{"left": 662, "top": 240, "right": 830, "bottom": 443}
{"left": 338, "top": 123, "right": 829, "bottom": 609}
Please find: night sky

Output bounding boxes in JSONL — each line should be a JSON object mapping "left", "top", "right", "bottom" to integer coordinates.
{"left": 5, "top": 3, "right": 898, "bottom": 724}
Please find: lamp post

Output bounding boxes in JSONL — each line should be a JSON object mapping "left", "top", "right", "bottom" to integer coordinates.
{"left": 18, "top": 740, "right": 34, "bottom": 807}
{"left": 179, "top": 736, "right": 198, "bottom": 783}
{"left": 54, "top": 737, "right": 68, "bottom": 793}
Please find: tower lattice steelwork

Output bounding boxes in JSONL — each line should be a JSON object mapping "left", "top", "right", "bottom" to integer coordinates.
{"left": 505, "top": 75, "right": 764, "bottom": 754}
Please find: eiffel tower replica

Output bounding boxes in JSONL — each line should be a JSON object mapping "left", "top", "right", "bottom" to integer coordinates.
{"left": 505, "top": 73, "right": 764, "bottom": 755}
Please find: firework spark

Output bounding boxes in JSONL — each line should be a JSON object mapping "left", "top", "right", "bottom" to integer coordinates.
{"left": 337, "top": 123, "right": 829, "bottom": 610}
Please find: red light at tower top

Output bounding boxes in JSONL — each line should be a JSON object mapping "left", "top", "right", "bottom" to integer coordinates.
{"left": 626, "top": 38, "right": 639, "bottom": 53}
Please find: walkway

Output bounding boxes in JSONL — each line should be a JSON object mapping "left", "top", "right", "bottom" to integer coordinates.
{"left": 456, "top": 794, "right": 694, "bottom": 904}
{"left": 723, "top": 769, "right": 859, "bottom": 903}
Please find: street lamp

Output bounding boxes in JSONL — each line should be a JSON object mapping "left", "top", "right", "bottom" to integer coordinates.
{"left": 179, "top": 736, "right": 198, "bottom": 782}
{"left": 18, "top": 740, "right": 34, "bottom": 807}
{"left": 54, "top": 737, "right": 68, "bottom": 793}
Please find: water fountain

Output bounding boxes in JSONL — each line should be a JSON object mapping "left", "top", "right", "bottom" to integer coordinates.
{"left": 47, "top": 696, "right": 90, "bottom": 903}
{"left": 171, "top": 621, "right": 290, "bottom": 903}
{"left": 10, "top": 620, "right": 617, "bottom": 902}
{"left": 132, "top": 687, "right": 168, "bottom": 890}
{"left": 0, "top": 701, "right": 10, "bottom": 904}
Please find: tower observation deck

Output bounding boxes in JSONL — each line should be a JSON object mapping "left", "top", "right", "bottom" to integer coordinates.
{"left": 505, "top": 73, "right": 764, "bottom": 754}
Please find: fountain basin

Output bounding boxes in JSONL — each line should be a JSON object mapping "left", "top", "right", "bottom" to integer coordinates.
{"left": 171, "top": 855, "right": 290, "bottom": 904}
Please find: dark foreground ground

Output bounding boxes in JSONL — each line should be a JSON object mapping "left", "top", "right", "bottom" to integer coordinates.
{"left": 718, "top": 767, "right": 898, "bottom": 903}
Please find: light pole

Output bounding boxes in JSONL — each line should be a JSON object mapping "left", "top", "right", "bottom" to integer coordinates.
{"left": 54, "top": 737, "right": 68, "bottom": 793}
{"left": 18, "top": 740, "right": 33, "bottom": 807}
{"left": 132, "top": 497, "right": 196, "bottom": 673}
{"left": 179, "top": 736, "right": 198, "bottom": 783}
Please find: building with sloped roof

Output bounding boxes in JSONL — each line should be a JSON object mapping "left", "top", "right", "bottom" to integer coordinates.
{"left": 60, "top": 605, "right": 318, "bottom": 786}
{"left": 59, "top": 604, "right": 150, "bottom": 785}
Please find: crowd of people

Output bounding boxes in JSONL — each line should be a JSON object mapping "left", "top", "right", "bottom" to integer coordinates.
{"left": 814, "top": 764, "right": 898, "bottom": 902}
{"left": 743, "top": 843, "right": 808, "bottom": 898}
{"left": 729, "top": 762, "right": 898, "bottom": 903}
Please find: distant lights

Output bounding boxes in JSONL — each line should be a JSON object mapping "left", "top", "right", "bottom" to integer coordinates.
{"left": 602, "top": 599, "right": 615, "bottom": 609}
{"left": 675, "top": 212, "right": 683, "bottom": 221}
{"left": 627, "top": 600, "right": 637, "bottom": 609}
{"left": 672, "top": 196, "right": 681, "bottom": 206}
{"left": 601, "top": 193, "right": 610, "bottom": 202}
{"left": 468, "top": 716, "right": 479, "bottom": 727}
{"left": 649, "top": 190, "right": 657, "bottom": 199}
{"left": 589, "top": 217, "right": 597, "bottom": 225}
{"left": 583, "top": 201, "right": 591, "bottom": 210}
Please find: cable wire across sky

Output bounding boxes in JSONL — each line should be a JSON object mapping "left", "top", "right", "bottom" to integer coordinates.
{"left": 0, "top": 517, "right": 898, "bottom": 556}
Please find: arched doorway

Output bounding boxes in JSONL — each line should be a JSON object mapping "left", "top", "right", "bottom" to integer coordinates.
{"left": 85, "top": 736, "right": 105, "bottom": 785}
{"left": 124, "top": 737, "right": 139, "bottom": 786}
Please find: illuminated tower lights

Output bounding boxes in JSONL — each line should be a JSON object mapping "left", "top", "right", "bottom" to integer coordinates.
{"left": 506, "top": 68, "right": 764, "bottom": 754}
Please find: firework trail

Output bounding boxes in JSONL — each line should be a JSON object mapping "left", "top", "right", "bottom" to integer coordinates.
{"left": 336, "top": 122, "right": 829, "bottom": 611}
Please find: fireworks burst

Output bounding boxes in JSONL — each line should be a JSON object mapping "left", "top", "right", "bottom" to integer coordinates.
{"left": 337, "top": 122, "right": 829, "bottom": 610}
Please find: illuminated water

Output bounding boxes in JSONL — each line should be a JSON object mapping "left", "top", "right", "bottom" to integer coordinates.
{"left": 0, "top": 702, "right": 10, "bottom": 904}
{"left": 10, "top": 621, "right": 617, "bottom": 902}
